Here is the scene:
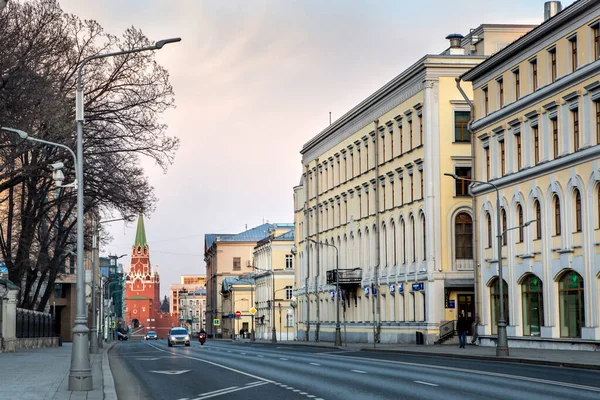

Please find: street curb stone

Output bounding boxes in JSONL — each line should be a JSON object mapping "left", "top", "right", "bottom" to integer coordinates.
{"left": 103, "top": 342, "right": 118, "bottom": 400}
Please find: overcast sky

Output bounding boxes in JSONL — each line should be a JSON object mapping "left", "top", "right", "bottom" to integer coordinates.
{"left": 57, "top": 0, "right": 572, "bottom": 297}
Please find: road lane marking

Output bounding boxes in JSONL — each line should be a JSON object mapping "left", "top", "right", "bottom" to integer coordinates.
{"left": 414, "top": 381, "right": 438, "bottom": 387}
{"left": 196, "top": 387, "right": 237, "bottom": 397}
{"left": 240, "top": 352, "right": 246, "bottom": 355}
{"left": 309, "top": 362, "right": 321, "bottom": 366}
{"left": 351, "top": 370, "right": 367, "bottom": 374}
{"left": 257, "top": 355, "right": 264, "bottom": 357}
{"left": 150, "top": 370, "right": 190, "bottom": 375}
{"left": 299, "top": 392, "right": 308, "bottom": 395}
{"left": 245, "top": 381, "right": 263, "bottom": 386}
{"left": 320, "top": 353, "right": 600, "bottom": 393}
{"left": 280, "top": 358, "right": 288, "bottom": 360}
{"left": 193, "top": 382, "right": 268, "bottom": 399}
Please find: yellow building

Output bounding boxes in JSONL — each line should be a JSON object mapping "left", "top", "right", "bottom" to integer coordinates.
{"left": 294, "top": 25, "right": 534, "bottom": 344}
{"left": 204, "top": 223, "right": 293, "bottom": 338}
{"left": 169, "top": 275, "right": 206, "bottom": 316}
{"left": 462, "top": 0, "right": 600, "bottom": 348}
{"left": 253, "top": 229, "right": 295, "bottom": 341}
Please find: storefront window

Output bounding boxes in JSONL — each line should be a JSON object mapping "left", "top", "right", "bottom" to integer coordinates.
{"left": 521, "top": 275, "right": 544, "bottom": 336}
{"left": 490, "top": 278, "right": 508, "bottom": 335}
{"left": 559, "top": 271, "right": 584, "bottom": 338}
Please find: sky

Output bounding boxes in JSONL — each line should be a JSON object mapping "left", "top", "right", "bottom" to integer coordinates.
{"left": 56, "top": 0, "right": 573, "bottom": 297}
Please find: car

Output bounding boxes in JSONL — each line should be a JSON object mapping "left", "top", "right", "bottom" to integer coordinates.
{"left": 168, "top": 327, "right": 190, "bottom": 347}
{"left": 145, "top": 331, "right": 158, "bottom": 340}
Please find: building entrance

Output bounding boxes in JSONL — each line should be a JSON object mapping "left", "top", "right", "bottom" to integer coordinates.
{"left": 457, "top": 294, "right": 474, "bottom": 332}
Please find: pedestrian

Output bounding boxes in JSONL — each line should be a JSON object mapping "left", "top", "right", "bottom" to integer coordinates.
{"left": 457, "top": 312, "right": 468, "bottom": 348}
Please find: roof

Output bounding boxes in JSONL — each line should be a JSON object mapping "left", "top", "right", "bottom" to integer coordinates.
{"left": 273, "top": 229, "right": 295, "bottom": 241}
{"left": 134, "top": 213, "right": 148, "bottom": 248}
{"left": 221, "top": 276, "right": 255, "bottom": 292}
{"left": 205, "top": 223, "right": 294, "bottom": 250}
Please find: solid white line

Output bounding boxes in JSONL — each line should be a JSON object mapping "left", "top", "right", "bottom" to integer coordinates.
{"left": 320, "top": 353, "right": 600, "bottom": 393}
{"left": 195, "top": 382, "right": 268, "bottom": 399}
{"left": 245, "top": 381, "right": 263, "bottom": 386}
{"left": 414, "top": 381, "right": 439, "bottom": 387}
{"left": 280, "top": 358, "right": 288, "bottom": 360}
{"left": 351, "top": 369, "right": 367, "bottom": 374}
{"left": 309, "top": 362, "right": 321, "bottom": 366}
{"left": 195, "top": 387, "right": 237, "bottom": 397}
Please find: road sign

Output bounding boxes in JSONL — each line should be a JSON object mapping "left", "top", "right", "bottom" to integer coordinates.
{"left": 228, "top": 313, "right": 234, "bottom": 319}
{"left": 250, "top": 307, "right": 257, "bottom": 315}
{"left": 213, "top": 318, "right": 220, "bottom": 327}
{"left": 110, "top": 321, "right": 116, "bottom": 329}
{"left": 235, "top": 310, "right": 241, "bottom": 318}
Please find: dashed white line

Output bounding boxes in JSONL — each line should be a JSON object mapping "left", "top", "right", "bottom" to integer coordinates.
{"left": 240, "top": 352, "right": 246, "bottom": 355}
{"left": 414, "top": 380, "right": 439, "bottom": 387}
{"left": 351, "top": 369, "right": 367, "bottom": 374}
{"left": 293, "top": 389, "right": 301, "bottom": 392}
{"left": 309, "top": 362, "right": 321, "bottom": 366}
{"left": 257, "top": 355, "right": 264, "bottom": 358}
{"left": 280, "top": 358, "right": 288, "bottom": 360}
{"left": 299, "top": 392, "right": 308, "bottom": 395}
{"left": 306, "top": 396, "right": 316, "bottom": 398}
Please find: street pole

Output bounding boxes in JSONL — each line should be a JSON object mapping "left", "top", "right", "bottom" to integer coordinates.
{"left": 90, "top": 220, "right": 99, "bottom": 354}
{"left": 271, "top": 271, "right": 277, "bottom": 343}
{"left": 279, "top": 302, "right": 282, "bottom": 341}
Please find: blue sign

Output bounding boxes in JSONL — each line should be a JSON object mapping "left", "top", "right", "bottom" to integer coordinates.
{"left": 389, "top": 284, "right": 396, "bottom": 294}
{"left": 364, "top": 286, "right": 370, "bottom": 296}
{"left": 228, "top": 313, "right": 234, "bottom": 319}
{"left": 412, "top": 282, "right": 424, "bottom": 291}
{"left": 398, "top": 283, "right": 404, "bottom": 293}
{"left": 330, "top": 290, "right": 335, "bottom": 300}
{"left": 371, "top": 285, "right": 377, "bottom": 296}
{"left": 448, "top": 300, "right": 455, "bottom": 309}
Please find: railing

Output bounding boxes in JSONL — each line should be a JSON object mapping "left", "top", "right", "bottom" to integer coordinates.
{"left": 437, "top": 320, "right": 456, "bottom": 343}
{"left": 454, "top": 259, "right": 474, "bottom": 271}
{"left": 16, "top": 308, "right": 55, "bottom": 338}
{"left": 326, "top": 268, "right": 362, "bottom": 285}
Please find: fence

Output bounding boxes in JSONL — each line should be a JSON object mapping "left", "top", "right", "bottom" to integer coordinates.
{"left": 15, "top": 308, "right": 55, "bottom": 338}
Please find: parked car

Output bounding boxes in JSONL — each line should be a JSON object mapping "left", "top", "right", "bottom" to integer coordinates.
{"left": 145, "top": 331, "right": 158, "bottom": 340}
{"left": 167, "top": 327, "right": 190, "bottom": 347}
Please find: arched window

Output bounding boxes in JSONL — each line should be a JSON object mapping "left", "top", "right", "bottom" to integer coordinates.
{"left": 574, "top": 189, "right": 582, "bottom": 232}
{"left": 487, "top": 212, "right": 493, "bottom": 248}
{"left": 521, "top": 275, "right": 544, "bottom": 336}
{"left": 517, "top": 203, "right": 524, "bottom": 243}
{"left": 411, "top": 216, "right": 416, "bottom": 263}
{"left": 534, "top": 200, "right": 542, "bottom": 240}
{"left": 558, "top": 271, "right": 584, "bottom": 338}
{"left": 422, "top": 215, "right": 426, "bottom": 261}
{"left": 554, "top": 196, "right": 562, "bottom": 235}
{"left": 455, "top": 213, "right": 473, "bottom": 260}
{"left": 501, "top": 208, "right": 507, "bottom": 245}
{"left": 490, "top": 278, "right": 509, "bottom": 335}
{"left": 401, "top": 219, "right": 406, "bottom": 264}
{"left": 392, "top": 221, "right": 397, "bottom": 266}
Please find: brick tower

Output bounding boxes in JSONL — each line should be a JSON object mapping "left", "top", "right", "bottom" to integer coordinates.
{"left": 124, "top": 213, "right": 160, "bottom": 333}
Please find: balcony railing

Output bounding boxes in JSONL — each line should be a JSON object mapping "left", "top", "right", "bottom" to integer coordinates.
{"left": 326, "top": 268, "right": 362, "bottom": 285}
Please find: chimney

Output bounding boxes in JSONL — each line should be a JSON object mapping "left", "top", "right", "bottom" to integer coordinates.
{"left": 445, "top": 33, "right": 465, "bottom": 55}
{"left": 544, "top": 1, "right": 562, "bottom": 21}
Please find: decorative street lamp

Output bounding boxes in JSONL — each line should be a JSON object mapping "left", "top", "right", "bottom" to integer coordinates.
{"left": 307, "top": 238, "right": 342, "bottom": 346}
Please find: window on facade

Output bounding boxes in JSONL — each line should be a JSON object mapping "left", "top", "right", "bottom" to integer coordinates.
{"left": 285, "top": 254, "right": 293, "bottom": 269}
{"left": 490, "top": 278, "right": 509, "bottom": 335}
{"left": 595, "top": 25, "right": 600, "bottom": 60}
{"left": 485, "top": 147, "right": 490, "bottom": 179}
{"left": 549, "top": 47, "right": 557, "bottom": 83}
{"left": 233, "top": 257, "right": 241, "bottom": 271}
{"left": 350, "top": 153, "right": 354, "bottom": 178}
{"left": 517, "top": 204, "right": 524, "bottom": 243}
{"left": 400, "top": 177, "right": 404, "bottom": 205}
{"left": 401, "top": 220, "right": 406, "bottom": 264}
{"left": 531, "top": 59, "right": 538, "bottom": 91}
{"left": 513, "top": 69, "right": 520, "bottom": 100}
{"left": 534, "top": 200, "right": 542, "bottom": 240}
{"left": 285, "top": 285, "right": 293, "bottom": 300}
{"left": 516, "top": 134, "right": 522, "bottom": 170}
{"left": 574, "top": 189, "right": 582, "bottom": 233}
{"left": 390, "top": 180, "right": 395, "bottom": 208}
{"left": 381, "top": 132, "right": 386, "bottom": 163}
{"left": 455, "top": 167, "right": 471, "bottom": 196}
{"left": 487, "top": 213, "right": 492, "bottom": 248}
{"left": 422, "top": 216, "right": 426, "bottom": 261}
{"left": 366, "top": 191, "right": 370, "bottom": 216}
{"left": 399, "top": 124, "right": 403, "bottom": 154}
{"left": 390, "top": 129, "right": 394, "bottom": 159}
{"left": 552, "top": 118, "right": 559, "bottom": 158}
{"left": 498, "top": 78, "right": 504, "bottom": 108}
{"left": 500, "top": 140, "right": 505, "bottom": 176}
{"left": 483, "top": 87, "right": 489, "bottom": 115}
{"left": 392, "top": 221, "right": 397, "bottom": 266}
{"left": 410, "top": 174, "right": 414, "bottom": 202}
{"left": 365, "top": 144, "right": 369, "bottom": 171}
{"left": 409, "top": 120, "right": 413, "bottom": 149}
{"left": 573, "top": 109, "right": 580, "bottom": 152}
{"left": 570, "top": 36, "right": 578, "bottom": 71}
{"left": 357, "top": 148, "right": 361, "bottom": 175}
{"left": 533, "top": 126, "right": 540, "bottom": 165}
{"left": 455, "top": 213, "right": 473, "bottom": 260}
{"left": 596, "top": 102, "right": 600, "bottom": 144}
{"left": 558, "top": 271, "right": 584, "bottom": 338}
{"left": 455, "top": 111, "right": 470, "bottom": 142}
{"left": 522, "top": 275, "right": 544, "bottom": 336}
{"left": 501, "top": 208, "right": 507, "bottom": 246}
{"left": 420, "top": 170, "right": 424, "bottom": 199}
{"left": 418, "top": 114, "right": 423, "bottom": 146}
{"left": 554, "top": 196, "right": 562, "bottom": 235}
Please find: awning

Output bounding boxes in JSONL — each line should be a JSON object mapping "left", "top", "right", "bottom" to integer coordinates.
{"left": 444, "top": 279, "right": 474, "bottom": 289}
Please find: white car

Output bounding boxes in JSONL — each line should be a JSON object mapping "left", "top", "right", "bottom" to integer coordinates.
{"left": 168, "top": 328, "right": 190, "bottom": 347}
{"left": 145, "top": 331, "right": 158, "bottom": 340}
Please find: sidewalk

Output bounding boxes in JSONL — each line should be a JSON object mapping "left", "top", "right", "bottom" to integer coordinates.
{"left": 243, "top": 339, "right": 600, "bottom": 370}
{"left": 0, "top": 342, "right": 117, "bottom": 400}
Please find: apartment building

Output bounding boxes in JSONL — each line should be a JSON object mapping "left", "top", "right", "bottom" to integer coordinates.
{"left": 170, "top": 275, "right": 206, "bottom": 316}
{"left": 293, "top": 25, "right": 535, "bottom": 344}
{"left": 462, "top": 0, "right": 600, "bottom": 348}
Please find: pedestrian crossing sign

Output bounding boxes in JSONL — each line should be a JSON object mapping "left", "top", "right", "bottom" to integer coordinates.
{"left": 213, "top": 318, "right": 220, "bottom": 327}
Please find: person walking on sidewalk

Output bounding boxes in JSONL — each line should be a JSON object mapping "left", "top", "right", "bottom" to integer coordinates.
{"left": 457, "top": 312, "right": 468, "bottom": 348}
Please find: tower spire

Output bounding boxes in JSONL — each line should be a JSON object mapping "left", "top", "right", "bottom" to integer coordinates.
{"left": 134, "top": 212, "right": 148, "bottom": 248}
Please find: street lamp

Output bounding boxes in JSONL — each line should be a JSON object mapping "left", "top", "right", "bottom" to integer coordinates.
{"left": 307, "top": 238, "right": 342, "bottom": 346}
{"left": 70, "top": 36, "right": 180, "bottom": 390}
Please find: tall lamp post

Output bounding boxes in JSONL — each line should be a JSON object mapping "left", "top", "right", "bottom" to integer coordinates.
{"left": 307, "top": 238, "right": 342, "bottom": 346}
{"left": 444, "top": 173, "right": 534, "bottom": 357}
{"left": 71, "top": 37, "right": 180, "bottom": 390}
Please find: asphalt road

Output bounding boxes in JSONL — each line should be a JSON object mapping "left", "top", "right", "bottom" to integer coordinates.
{"left": 108, "top": 339, "right": 600, "bottom": 400}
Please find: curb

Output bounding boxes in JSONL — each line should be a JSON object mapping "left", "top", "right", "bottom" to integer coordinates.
{"left": 358, "top": 347, "right": 600, "bottom": 371}
{"left": 102, "top": 342, "right": 118, "bottom": 400}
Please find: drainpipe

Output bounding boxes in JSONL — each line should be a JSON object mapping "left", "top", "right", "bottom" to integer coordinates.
{"left": 373, "top": 120, "right": 381, "bottom": 344}
{"left": 304, "top": 164, "right": 311, "bottom": 341}
{"left": 455, "top": 76, "right": 479, "bottom": 341}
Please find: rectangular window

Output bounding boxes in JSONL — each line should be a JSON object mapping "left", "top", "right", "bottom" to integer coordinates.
{"left": 485, "top": 147, "right": 490, "bottom": 180}
{"left": 391, "top": 180, "right": 395, "bottom": 208}
{"left": 357, "top": 149, "right": 361, "bottom": 175}
{"left": 552, "top": 118, "right": 559, "bottom": 158}
{"left": 595, "top": 25, "right": 600, "bottom": 60}
{"left": 399, "top": 177, "right": 404, "bottom": 205}
{"left": 420, "top": 170, "right": 424, "bottom": 199}
{"left": 285, "top": 254, "right": 293, "bottom": 269}
{"left": 549, "top": 47, "right": 557, "bottom": 83}
{"left": 573, "top": 109, "right": 579, "bottom": 151}
{"left": 516, "top": 134, "right": 522, "bottom": 170}
{"left": 483, "top": 87, "right": 489, "bottom": 115}
{"left": 513, "top": 69, "right": 520, "bottom": 100}
{"left": 350, "top": 153, "right": 354, "bottom": 178}
{"left": 533, "top": 126, "right": 540, "bottom": 165}
{"left": 570, "top": 36, "right": 578, "bottom": 71}
{"left": 596, "top": 102, "right": 600, "bottom": 144}
{"left": 455, "top": 167, "right": 471, "bottom": 196}
{"left": 409, "top": 120, "right": 413, "bottom": 149}
{"left": 285, "top": 286, "right": 293, "bottom": 300}
{"left": 498, "top": 78, "right": 504, "bottom": 108}
{"left": 390, "top": 130, "right": 394, "bottom": 158}
{"left": 500, "top": 140, "right": 505, "bottom": 175}
{"left": 344, "top": 156, "right": 347, "bottom": 181}
{"left": 454, "top": 111, "right": 471, "bottom": 142}
{"left": 399, "top": 124, "right": 403, "bottom": 154}
{"left": 531, "top": 59, "right": 538, "bottom": 91}
{"left": 233, "top": 257, "right": 241, "bottom": 271}
{"left": 418, "top": 114, "right": 423, "bottom": 146}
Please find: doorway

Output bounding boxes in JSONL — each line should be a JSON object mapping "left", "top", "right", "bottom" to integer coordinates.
{"left": 457, "top": 294, "right": 474, "bottom": 332}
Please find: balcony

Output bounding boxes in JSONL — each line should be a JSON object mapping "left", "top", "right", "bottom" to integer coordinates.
{"left": 326, "top": 268, "right": 362, "bottom": 285}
